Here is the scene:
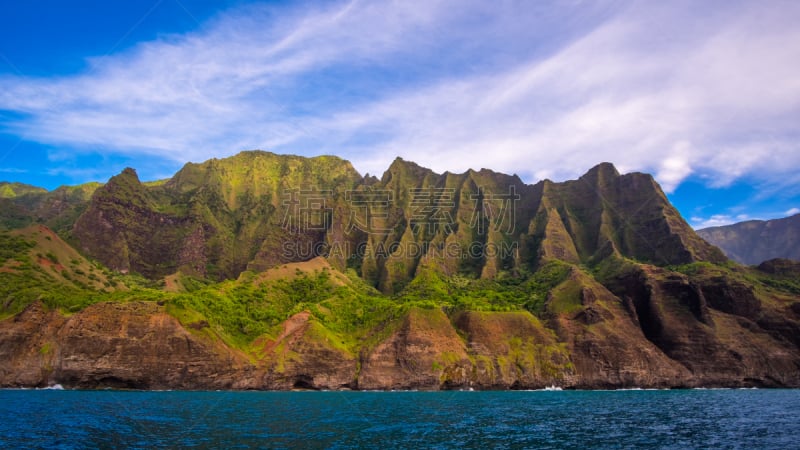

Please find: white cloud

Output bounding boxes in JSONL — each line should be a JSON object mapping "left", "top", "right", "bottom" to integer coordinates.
{"left": 691, "top": 208, "right": 800, "bottom": 229}
{"left": 0, "top": 0, "right": 799, "bottom": 193}
{"left": 691, "top": 214, "right": 741, "bottom": 229}
{"left": 0, "top": 0, "right": 462, "bottom": 161}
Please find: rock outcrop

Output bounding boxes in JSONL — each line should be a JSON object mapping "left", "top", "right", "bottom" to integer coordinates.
{"left": 259, "top": 311, "right": 357, "bottom": 390}
{"left": 452, "top": 311, "right": 572, "bottom": 389}
{"left": 358, "top": 308, "right": 471, "bottom": 390}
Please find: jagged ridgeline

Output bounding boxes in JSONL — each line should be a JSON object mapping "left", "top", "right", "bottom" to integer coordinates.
{"left": 63, "top": 151, "right": 721, "bottom": 290}
{"left": 1, "top": 150, "right": 799, "bottom": 390}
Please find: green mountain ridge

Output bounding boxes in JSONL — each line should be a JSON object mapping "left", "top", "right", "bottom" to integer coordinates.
{"left": 1, "top": 151, "right": 798, "bottom": 390}
{"left": 0, "top": 182, "right": 47, "bottom": 198}
{"left": 29, "top": 151, "right": 724, "bottom": 290}
{"left": 0, "top": 181, "right": 101, "bottom": 236}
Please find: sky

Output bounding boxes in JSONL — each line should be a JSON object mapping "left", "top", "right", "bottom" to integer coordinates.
{"left": 0, "top": 0, "right": 798, "bottom": 229}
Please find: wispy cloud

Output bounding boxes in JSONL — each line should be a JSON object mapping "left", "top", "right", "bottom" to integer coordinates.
{"left": 787, "top": 208, "right": 800, "bottom": 216}
{"left": 691, "top": 213, "right": 754, "bottom": 229}
{"left": 0, "top": 167, "right": 27, "bottom": 174}
{"left": 0, "top": 0, "right": 799, "bottom": 193}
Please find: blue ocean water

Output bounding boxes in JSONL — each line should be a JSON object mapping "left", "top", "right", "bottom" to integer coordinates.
{"left": 0, "top": 389, "right": 798, "bottom": 449}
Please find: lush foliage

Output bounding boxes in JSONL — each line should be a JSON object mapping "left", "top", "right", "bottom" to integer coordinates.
{"left": 0, "top": 234, "right": 34, "bottom": 264}
{"left": 669, "top": 261, "right": 800, "bottom": 296}
{"left": 167, "top": 267, "right": 399, "bottom": 350}
{"left": 394, "top": 261, "right": 571, "bottom": 314}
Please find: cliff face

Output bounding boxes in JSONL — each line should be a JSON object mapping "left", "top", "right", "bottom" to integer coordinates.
{"left": 600, "top": 264, "right": 800, "bottom": 387}
{"left": 4, "top": 284, "right": 798, "bottom": 390}
{"left": 697, "top": 214, "right": 800, "bottom": 265}
{"left": 72, "top": 168, "right": 191, "bottom": 277}
{"left": 0, "top": 301, "right": 259, "bottom": 389}
{"left": 1, "top": 152, "right": 799, "bottom": 390}
{"left": 258, "top": 311, "right": 358, "bottom": 390}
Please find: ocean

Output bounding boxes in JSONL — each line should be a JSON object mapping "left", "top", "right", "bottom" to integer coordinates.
{"left": 1, "top": 389, "right": 798, "bottom": 449}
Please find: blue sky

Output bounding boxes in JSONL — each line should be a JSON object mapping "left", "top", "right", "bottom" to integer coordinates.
{"left": 1, "top": 0, "right": 799, "bottom": 228}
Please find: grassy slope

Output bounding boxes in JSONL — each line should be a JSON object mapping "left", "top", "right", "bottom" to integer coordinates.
{"left": 0, "top": 225, "right": 171, "bottom": 318}
{"left": 1, "top": 226, "right": 103, "bottom": 317}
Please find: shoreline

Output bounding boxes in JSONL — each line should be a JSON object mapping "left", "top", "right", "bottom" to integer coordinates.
{"left": 0, "top": 384, "right": 790, "bottom": 393}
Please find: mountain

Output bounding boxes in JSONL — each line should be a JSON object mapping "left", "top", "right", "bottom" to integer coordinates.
{"left": 1, "top": 151, "right": 799, "bottom": 390}
{"left": 697, "top": 214, "right": 800, "bottom": 264}
{"left": 0, "top": 181, "right": 101, "bottom": 235}
{"left": 71, "top": 153, "right": 724, "bottom": 288}
{"left": 72, "top": 152, "right": 362, "bottom": 280}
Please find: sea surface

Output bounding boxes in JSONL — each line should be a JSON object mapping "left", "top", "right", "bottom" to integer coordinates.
{"left": 1, "top": 389, "right": 798, "bottom": 449}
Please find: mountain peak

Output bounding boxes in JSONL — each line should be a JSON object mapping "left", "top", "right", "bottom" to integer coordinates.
{"left": 382, "top": 156, "right": 436, "bottom": 184}
{"left": 591, "top": 161, "right": 619, "bottom": 174}
{"left": 108, "top": 166, "right": 142, "bottom": 184}
{"left": 579, "top": 162, "right": 620, "bottom": 185}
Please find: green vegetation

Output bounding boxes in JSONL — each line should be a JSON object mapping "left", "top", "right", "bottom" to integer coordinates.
{"left": 394, "top": 261, "right": 571, "bottom": 314}
{"left": 0, "top": 222, "right": 577, "bottom": 357}
{"left": 0, "top": 182, "right": 47, "bottom": 199}
{"left": 668, "top": 260, "right": 800, "bottom": 297}
{"left": 39, "top": 342, "right": 53, "bottom": 355}
{"left": 1, "top": 218, "right": 581, "bottom": 351}
{"left": 0, "top": 181, "right": 100, "bottom": 236}
{"left": 169, "top": 266, "right": 398, "bottom": 351}
{"left": 0, "top": 227, "right": 136, "bottom": 317}
{"left": 0, "top": 234, "right": 34, "bottom": 264}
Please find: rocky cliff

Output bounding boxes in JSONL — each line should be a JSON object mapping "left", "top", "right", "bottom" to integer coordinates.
{"left": 0, "top": 301, "right": 257, "bottom": 389}
{"left": 1, "top": 152, "right": 798, "bottom": 390}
